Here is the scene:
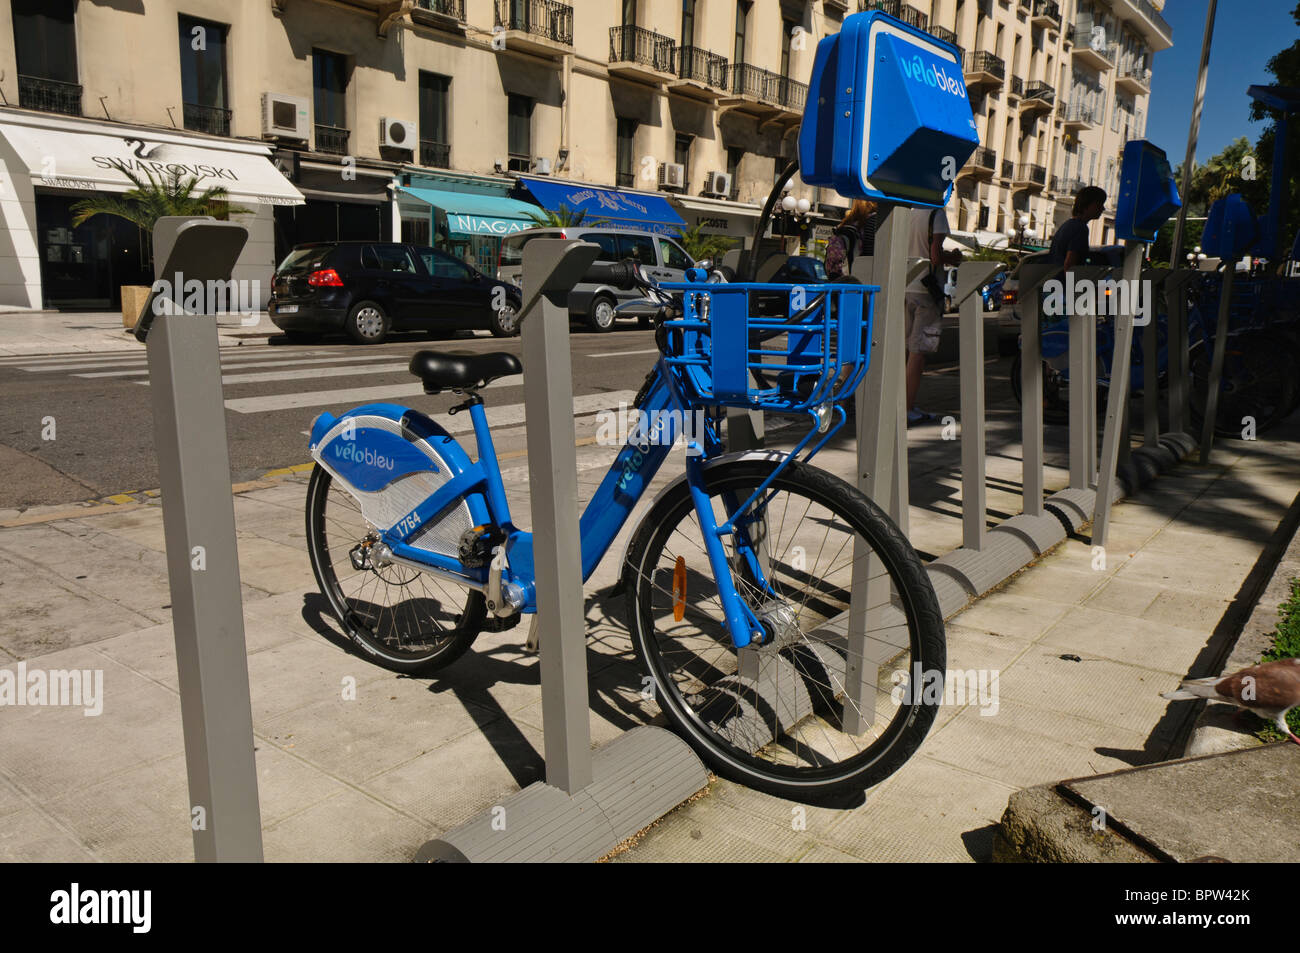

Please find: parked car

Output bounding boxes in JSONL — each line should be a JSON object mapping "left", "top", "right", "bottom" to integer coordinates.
{"left": 498, "top": 226, "right": 696, "bottom": 332}
{"left": 269, "top": 242, "right": 523, "bottom": 344}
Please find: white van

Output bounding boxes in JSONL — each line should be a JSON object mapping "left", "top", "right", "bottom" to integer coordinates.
{"left": 497, "top": 226, "right": 695, "bottom": 332}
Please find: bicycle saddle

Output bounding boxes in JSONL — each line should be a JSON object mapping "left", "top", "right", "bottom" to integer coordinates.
{"left": 409, "top": 350, "right": 523, "bottom": 393}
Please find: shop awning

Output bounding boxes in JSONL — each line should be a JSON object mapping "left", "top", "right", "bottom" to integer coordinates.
{"left": 398, "top": 185, "right": 541, "bottom": 236}
{"left": 518, "top": 176, "right": 685, "bottom": 234}
{"left": 0, "top": 110, "right": 304, "bottom": 205}
{"left": 673, "top": 195, "right": 762, "bottom": 218}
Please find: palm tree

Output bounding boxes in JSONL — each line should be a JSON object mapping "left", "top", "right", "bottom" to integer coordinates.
{"left": 70, "top": 167, "right": 251, "bottom": 265}
{"left": 523, "top": 203, "right": 603, "bottom": 228}
{"left": 673, "top": 222, "right": 736, "bottom": 264}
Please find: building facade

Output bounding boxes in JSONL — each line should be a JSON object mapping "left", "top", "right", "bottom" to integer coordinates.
{"left": 0, "top": 0, "right": 1170, "bottom": 311}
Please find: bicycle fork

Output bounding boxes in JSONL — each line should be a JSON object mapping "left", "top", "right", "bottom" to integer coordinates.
{"left": 684, "top": 448, "right": 770, "bottom": 649}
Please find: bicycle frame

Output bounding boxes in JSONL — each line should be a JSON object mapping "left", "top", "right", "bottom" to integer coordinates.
{"left": 312, "top": 358, "right": 779, "bottom": 649}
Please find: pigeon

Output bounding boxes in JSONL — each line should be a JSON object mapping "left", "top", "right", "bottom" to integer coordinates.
{"left": 1163, "top": 658, "right": 1300, "bottom": 745}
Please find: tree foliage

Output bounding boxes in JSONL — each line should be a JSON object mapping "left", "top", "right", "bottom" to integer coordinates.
{"left": 70, "top": 167, "right": 250, "bottom": 261}
{"left": 523, "top": 203, "right": 601, "bottom": 228}
{"left": 673, "top": 222, "right": 737, "bottom": 263}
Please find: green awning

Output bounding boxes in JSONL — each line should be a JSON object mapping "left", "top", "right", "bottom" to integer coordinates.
{"left": 398, "top": 186, "right": 540, "bottom": 236}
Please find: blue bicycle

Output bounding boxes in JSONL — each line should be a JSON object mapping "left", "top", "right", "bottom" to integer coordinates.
{"left": 303, "top": 265, "right": 945, "bottom": 797}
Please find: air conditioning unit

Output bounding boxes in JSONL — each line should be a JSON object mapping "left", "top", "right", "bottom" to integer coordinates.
{"left": 261, "top": 92, "right": 310, "bottom": 141}
{"left": 659, "top": 162, "right": 685, "bottom": 191}
{"left": 380, "top": 117, "right": 416, "bottom": 150}
{"left": 703, "top": 171, "right": 732, "bottom": 197}
{"left": 532, "top": 156, "right": 552, "bottom": 175}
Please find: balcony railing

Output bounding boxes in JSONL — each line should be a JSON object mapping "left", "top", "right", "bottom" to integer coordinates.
{"left": 1002, "top": 159, "right": 1015, "bottom": 179}
{"left": 17, "top": 75, "right": 82, "bottom": 116}
{"left": 183, "top": 102, "right": 231, "bottom": 137}
{"left": 1031, "top": 0, "right": 1061, "bottom": 26}
{"left": 315, "top": 124, "right": 350, "bottom": 155}
{"left": 1015, "top": 163, "right": 1048, "bottom": 186}
{"left": 494, "top": 0, "right": 573, "bottom": 46}
{"left": 616, "top": 171, "right": 635, "bottom": 188}
{"left": 773, "top": 74, "right": 807, "bottom": 112}
{"left": 861, "top": 0, "right": 928, "bottom": 30}
{"left": 609, "top": 24, "right": 674, "bottom": 72}
{"left": 1061, "top": 102, "right": 1099, "bottom": 125}
{"left": 420, "top": 139, "right": 451, "bottom": 168}
{"left": 674, "top": 46, "right": 728, "bottom": 89}
{"left": 965, "top": 51, "right": 1006, "bottom": 80}
{"left": 1118, "top": 65, "right": 1151, "bottom": 88}
{"left": 1056, "top": 177, "right": 1085, "bottom": 196}
{"left": 1024, "top": 81, "right": 1055, "bottom": 103}
{"left": 966, "top": 146, "right": 997, "bottom": 170}
{"left": 1135, "top": 0, "right": 1172, "bottom": 38}
{"left": 507, "top": 153, "right": 532, "bottom": 173}
{"left": 928, "top": 25, "right": 958, "bottom": 47}
{"left": 414, "top": 0, "right": 465, "bottom": 20}
{"left": 1009, "top": 76, "right": 1024, "bottom": 97}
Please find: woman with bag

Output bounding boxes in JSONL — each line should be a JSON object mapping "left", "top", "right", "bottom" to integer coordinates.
{"left": 824, "top": 200, "right": 877, "bottom": 279}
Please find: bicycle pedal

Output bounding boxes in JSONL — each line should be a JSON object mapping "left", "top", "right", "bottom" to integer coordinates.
{"left": 458, "top": 524, "right": 505, "bottom": 568}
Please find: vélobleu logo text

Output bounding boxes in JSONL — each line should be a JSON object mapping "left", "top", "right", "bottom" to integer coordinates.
{"left": 899, "top": 54, "right": 967, "bottom": 99}
{"left": 333, "top": 441, "right": 395, "bottom": 471}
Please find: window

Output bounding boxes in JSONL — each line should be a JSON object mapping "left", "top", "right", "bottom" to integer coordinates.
{"left": 579, "top": 232, "right": 619, "bottom": 261}
{"left": 675, "top": 133, "right": 692, "bottom": 188}
{"left": 313, "top": 50, "right": 348, "bottom": 128}
{"left": 726, "top": 146, "right": 744, "bottom": 199}
{"left": 618, "top": 232, "right": 656, "bottom": 265}
{"left": 12, "top": 0, "right": 77, "bottom": 83}
{"left": 781, "top": 17, "right": 796, "bottom": 78}
{"left": 508, "top": 94, "right": 533, "bottom": 172}
{"left": 419, "top": 72, "right": 450, "bottom": 167}
{"left": 681, "top": 0, "right": 696, "bottom": 45}
{"left": 178, "top": 16, "right": 229, "bottom": 135}
{"left": 420, "top": 248, "right": 471, "bottom": 280}
{"left": 362, "top": 245, "right": 417, "bottom": 273}
{"left": 733, "top": 1, "right": 749, "bottom": 64}
{"left": 616, "top": 117, "right": 638, "bottom": 188}
{"left": 622, "top": 0, "right": 636, "bottom": 27}
{"left": 658, "top": 238, "right": 691, "bottom": 270}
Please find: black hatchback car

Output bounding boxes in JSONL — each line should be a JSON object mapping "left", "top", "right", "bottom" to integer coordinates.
{"left": 269, "top": 242, "right": 523, "bottom": 344}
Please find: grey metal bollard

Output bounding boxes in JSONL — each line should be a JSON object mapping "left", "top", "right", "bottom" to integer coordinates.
{"left": 954, "top": 261, "right": 1003, "bottom": 552}
{"left": 1093, "top": 242, "right": 1147, "bottom": 546}
{"left": 415, "top": 239, "right": 706, "bottom": 862}
{"left": 140, "top": 216, "right": 264, "bottom": 862}
{"left": 1199, "top": 265, "right": 1236, "bottom": 464}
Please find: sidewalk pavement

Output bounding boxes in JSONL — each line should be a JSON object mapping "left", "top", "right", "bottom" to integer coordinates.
{"left": 0, "top": 311, "right": 278, "bottom": 355}
{"left": 0, "top": 342, "right": 1296, "bottom": 861}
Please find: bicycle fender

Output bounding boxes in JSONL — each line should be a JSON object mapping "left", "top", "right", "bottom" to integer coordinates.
{"left": 309, "top": 403, "right": 490, "bottom": 536}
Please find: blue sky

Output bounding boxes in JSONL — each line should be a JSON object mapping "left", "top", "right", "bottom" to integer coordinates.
{"left": 1145, "top": 0, "right": 1298, "bottom": 165}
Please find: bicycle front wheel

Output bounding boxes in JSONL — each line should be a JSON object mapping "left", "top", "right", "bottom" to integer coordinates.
{"left": 623, "top": 459, "right": 945, "bottom": 799}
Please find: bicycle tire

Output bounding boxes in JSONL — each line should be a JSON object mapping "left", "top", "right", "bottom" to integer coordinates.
{"left": 622, "top": 458, "right": 945, "bottom": 799}
{"left": 305, "top": 464, "right": 484, "bottom": 674}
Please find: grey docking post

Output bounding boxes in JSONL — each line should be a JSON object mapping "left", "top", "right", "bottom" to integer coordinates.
{"left": 955, "top": 261, "right": 1004, "bottom": 551}
{"left": 416, "top": 239, "right": 706, "bottom": 862}
{"left": 1198, "top": 265, "right": 1236, "bottom": 464}
{"left": 1092, "top": 242, "right": 1147, "bottom": 546}
{"left": 141, "top": 216, "right": 264, "bottom": 862}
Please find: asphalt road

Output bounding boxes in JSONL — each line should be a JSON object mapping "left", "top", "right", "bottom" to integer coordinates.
{"left": 0, "top": 326, "right": 664, "bottom": 509}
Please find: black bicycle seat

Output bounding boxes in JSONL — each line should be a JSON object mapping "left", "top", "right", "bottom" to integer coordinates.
{"left": 409, "top": 350, "right": 523, "bottom": 393}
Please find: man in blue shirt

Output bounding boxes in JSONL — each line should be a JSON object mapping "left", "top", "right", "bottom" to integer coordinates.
{"left": 1050, "top": 186, "right": 1107, "bottom": 268}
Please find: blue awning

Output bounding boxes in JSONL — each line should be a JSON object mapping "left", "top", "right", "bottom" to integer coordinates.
{"left": 518, "top": 176, "right": 686, "bottom": 235}
{"left": 398, "top": 186, "right": 541, "bottom": 236}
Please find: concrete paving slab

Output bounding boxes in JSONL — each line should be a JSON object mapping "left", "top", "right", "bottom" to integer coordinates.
{"left": 606, "top": 792, "right": 812, "bottom": 862}
{"left": 1038, "top": 606, "right": 1211, "bottom": 669}
{"left": 946, "top": 592, "right": 1070, "bottom": 641}
{"left": 261, "top": 786, "right": 433, "bottom": 862}
{"left": 1081, "top": 576, "right": 1163, "bottom": 617}
{"left": 1114, "top": 550, "right": 1257, "bottom": 598}
{"left": 822, "top": 757, "right": 1018, "bottom": 862}
{"left": 0, "top": 807, "right": 98, "bottom": 862}
{"left": 997, "top": 562, "right": 1109, "bottom": 606}
{"left": 995, "top": 649, "right": 1183, "bottom": 734}
{"left": 1062, "top": 744, "right": 1300, "bottom": 863}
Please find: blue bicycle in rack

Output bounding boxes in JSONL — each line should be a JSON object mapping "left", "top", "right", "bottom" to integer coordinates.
{"left": 304, "top": 264, "right": 945, "bottom": 797}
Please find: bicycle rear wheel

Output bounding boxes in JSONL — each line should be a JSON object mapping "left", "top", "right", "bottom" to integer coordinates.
{"left": 623, "top": 459, "right": 945, "bottom": 799}
{"left": 306, "top": 464, "right": 484, "bottom": 674}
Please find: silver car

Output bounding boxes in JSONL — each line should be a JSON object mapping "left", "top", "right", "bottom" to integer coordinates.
{"left": 497, "top": 226, "right": 695, "bottom": 332}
